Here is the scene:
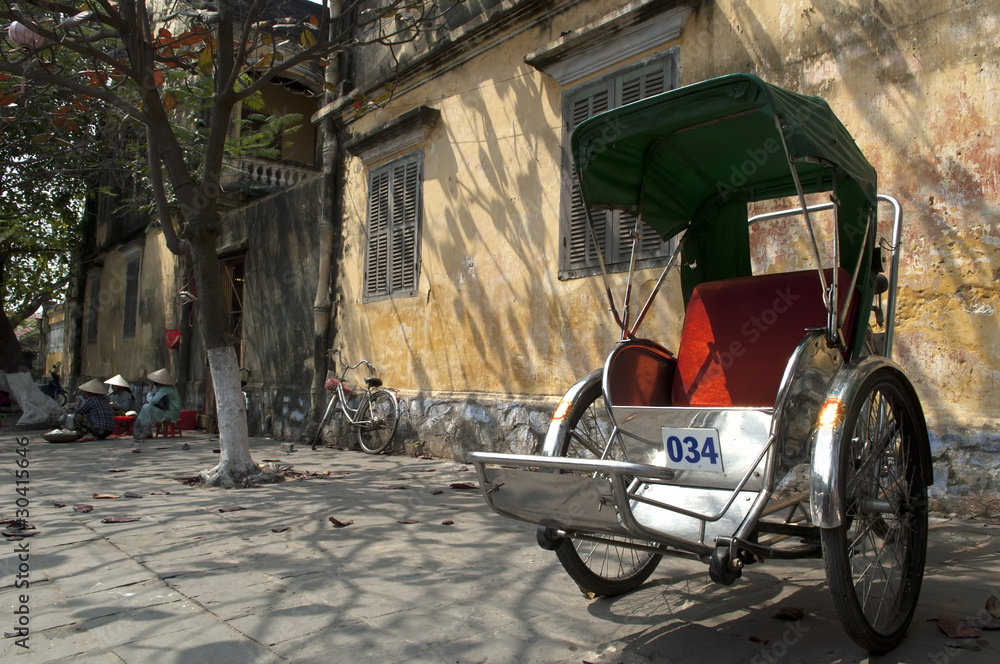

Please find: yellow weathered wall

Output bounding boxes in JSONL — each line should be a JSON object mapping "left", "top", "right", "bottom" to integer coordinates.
{"left": 81, "top": 230, "right": 181, "bottom": 383}
{"left": 335, "top": 0, "right": 998, "bottom": 440}
{"left": 335, "top": 0, "right": 684, "bottom": 398}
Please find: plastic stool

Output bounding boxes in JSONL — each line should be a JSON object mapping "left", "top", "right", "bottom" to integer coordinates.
{"left": 113, "top": 416, "right": 136, "bottom": 436}
{"left": 155, "top": 421, "right": 182, "bottom": 438}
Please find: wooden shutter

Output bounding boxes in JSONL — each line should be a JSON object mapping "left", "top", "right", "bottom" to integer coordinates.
{"left": 561, "top": 52, "right": 678, "bottom": 277}
{"left": 122, "top": 257, "right": 140, "bottom": 338}
{"left": 566, "top": 83, "right": 611, "bottom": 272}
{"left": 390, "top": 158, "right": 420, "bottom": 294}
{"left": 364, "top": 152, "right": 422, "bottom": 300}
{"left": 365, "top": 168, "right": 391, "bottom": 298}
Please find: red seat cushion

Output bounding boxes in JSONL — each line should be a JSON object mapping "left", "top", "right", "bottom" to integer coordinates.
{"left": 672, "top": 269, "right": 857, "bottom": 408}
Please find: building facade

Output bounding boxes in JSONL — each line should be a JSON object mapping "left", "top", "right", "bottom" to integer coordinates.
{"left": 322, "top": 0, "right": 1000, "bottom": 509}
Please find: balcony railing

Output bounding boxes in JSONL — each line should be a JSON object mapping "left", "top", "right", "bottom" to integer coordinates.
{"left": 222, "top": 158, "right": 319, "bottom": 195}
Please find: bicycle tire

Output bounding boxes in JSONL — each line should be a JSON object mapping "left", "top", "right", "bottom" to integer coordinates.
{"left": 552, "top": 379, "right": 662, "bottom": 595}
{"left": 356, "top": 389, "right": 399, "bottom": 454}
{"left": 821, "top": 368, "right": 929, "bottom": 654}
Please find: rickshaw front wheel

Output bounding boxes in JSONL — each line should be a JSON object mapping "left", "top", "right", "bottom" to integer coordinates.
{"left": 553, "top": 379, "right": 662, "bottom": 596}
{"left": 820, "top": 368, "right": 929, "bottom": 654}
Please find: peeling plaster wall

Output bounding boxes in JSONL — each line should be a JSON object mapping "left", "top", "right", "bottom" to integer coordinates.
{"left": 334, "top": 0, "right": 999, "bottom": 505}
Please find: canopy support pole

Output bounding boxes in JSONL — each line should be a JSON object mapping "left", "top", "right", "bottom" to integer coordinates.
{"left": 629, "top": 232, "right": 687, "bottom": 338}
{"left": 773, "top": 115, "right": 836, "bottom": 345}
{"left": 575, "top": 166, "right": 628, "bottom": 337}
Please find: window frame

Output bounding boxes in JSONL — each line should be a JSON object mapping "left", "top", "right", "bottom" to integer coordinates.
{"left": 558, "top": 49, "right": 679, "bottom": 280}
{"left": 86, "top": 269, "right": 101, "bottom": 345}
{"left": 122, "top": 253, "right": 141, "bottom": 339}
{"left": 362, "top": 150, "right": 424, "bottom": 303}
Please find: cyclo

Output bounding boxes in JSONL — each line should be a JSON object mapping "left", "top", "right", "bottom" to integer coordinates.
{"left": 468, "top": 74, "right": 932, "bottom": 654}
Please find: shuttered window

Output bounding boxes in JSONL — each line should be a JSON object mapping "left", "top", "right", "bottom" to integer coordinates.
{"left": 363, "top": 151, "right": 422, "bottom": 301}
{"left": 122, "top": 257, "right": 141, "bottom": 338}
{"left": 559, "top": 52, "right": 679, "bottom": 279}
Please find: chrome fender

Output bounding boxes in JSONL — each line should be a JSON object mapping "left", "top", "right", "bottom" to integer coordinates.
{"left": 810, "top": 356, "right": 930, "bottom": 528}
{"left": 541, "top": 369, "right": 603, "bottom": 457}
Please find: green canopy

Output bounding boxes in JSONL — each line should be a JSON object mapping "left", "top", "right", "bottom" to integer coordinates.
{"left": 571, "top": 73, "right": 877, "bottom": 241}
{"left": 571, "top": 73, "right": 879, "bottom": 355}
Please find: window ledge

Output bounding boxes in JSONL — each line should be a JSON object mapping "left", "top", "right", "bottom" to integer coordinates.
{"left": 345, "top": 106, "right": 440, "bottom": 167}
{"left": 525, "top": 0, "right": 695, "bottom": 86}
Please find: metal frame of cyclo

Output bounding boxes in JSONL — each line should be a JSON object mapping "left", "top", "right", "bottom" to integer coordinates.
{"left": 574, "top": 148, "right": 903, "bottom": 358}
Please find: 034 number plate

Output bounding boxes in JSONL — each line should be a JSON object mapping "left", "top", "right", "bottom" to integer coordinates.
{"left": 661, "top": 427, "right": 724, "bottom": 473}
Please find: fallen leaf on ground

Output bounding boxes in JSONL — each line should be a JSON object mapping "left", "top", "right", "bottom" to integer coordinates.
{"left": 107, "top": 469, "right": 126, "bottom": 473}
{"left": 272, "top": 526, "right": 291, "bottom": 533}
{"left": 458, "top": 466, "right": 470, "bottom": 471}
{"left": 378, "top": 485, "right": 410, "bottom": 490}
{"left": 218, "top": 506, "right": 246, "bottom": 513}
{"left": 52, "top": 503, "right": 66, "bottom": 508}
{"left": 74, "top": 504, "right": 93, "bottom": 513}
{"left": 431, "top": 490, "right": 444, "bottom": 495}
{"left": 262, "top": 458, "right": 281, "bottom": 462}
{"left": 449, "top": 482, "right": 478, "bottom": 490}
{"left": 2, "top": 530, "right": 37, "bottom": 538}
{"left": 93, "top": 493, "right": 119, "bottom": 499}
{"left": 132, "top": 448, "right": 141, "bottom": 453}
{"left": 441, "top": 520, "right": 454, "bottom": 526}
{"left": 397, "top": 519, "right": 419, "bottom": 524}
{"left": 101, "top": 516, "right": 140, "bottom": 524}
{"left": 149, "top": 490, "right": 171, "bottom": 495}
{"left": 748, "top": 636, "right": 768, "bottom": 644}
{"left": 935, "top": 614, "right": 981, "bottom": 638}
{"left": 772, "top": 606, "right": 804, "bottom": 621}
{"left": 415, "top": 468, "right": 436, "bottom": 472}
{"left": 181, "top": 443, "right": 190, "bottom": 450}
{"left": 123, "top": 492, "right": 143, "bottom": 499}
{"left": 328, "top": 517, "right": 353, "bottom": 527}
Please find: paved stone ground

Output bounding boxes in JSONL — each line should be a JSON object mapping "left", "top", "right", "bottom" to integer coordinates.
{"left": 0, "top": 427, "right": 998, "bottom": 663}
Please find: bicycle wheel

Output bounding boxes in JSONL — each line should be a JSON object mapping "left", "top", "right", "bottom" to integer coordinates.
{"left": 821, "top": 368, "right": 929, "bottom": 654}
{"left": 553, "top": 379, "right": 662, "bottom": 596}
{"left": 356, "top": 389, "right": 399, "bottom": 454}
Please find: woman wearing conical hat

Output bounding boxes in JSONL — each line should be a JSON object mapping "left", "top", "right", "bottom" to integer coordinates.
{"left": 104, "top": 374, "right": 136, "bottom": 414}
{"left": 63, "top": 378, "right": 115, "bottom": 440}
{"left": 134, "top": 368, "right": 182, "bottom": 441}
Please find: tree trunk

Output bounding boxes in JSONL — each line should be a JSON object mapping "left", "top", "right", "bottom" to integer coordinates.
{"left": 0, "top": 307, "right": 61, "bottom": 427}
{"left": 185, "top": 227, "right": 257, "bottom": 486}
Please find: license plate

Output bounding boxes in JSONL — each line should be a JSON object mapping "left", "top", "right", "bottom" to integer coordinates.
{"left": 661, "top": 427, "right": 724, "bottom": 473}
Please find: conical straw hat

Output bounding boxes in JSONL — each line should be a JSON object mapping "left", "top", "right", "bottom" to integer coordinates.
{"left": 104, "top": 374, "right": 130, "bottom": 388}
{"left": 147, "top": 368, "right": 175, "bottom": 386}
{"left": 79, "top": 378, "right": 108, "bottom": 395}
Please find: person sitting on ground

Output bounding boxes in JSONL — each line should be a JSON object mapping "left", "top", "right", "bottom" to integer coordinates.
{"left": 63, "top": 378, "right": 115, "bottom": 440}
{"left": 104, "top": 374, "right": 136, "bottom": 414}
{"left": 134, "top": 368, "right": 181, "bottom": 440}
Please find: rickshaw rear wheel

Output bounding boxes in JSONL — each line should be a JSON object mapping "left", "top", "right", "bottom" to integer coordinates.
{"left": 553, "top": 380, "right": 662, "bottom": 596}
{"left": 821, "top": 368, "right": 929, "bottom": 654}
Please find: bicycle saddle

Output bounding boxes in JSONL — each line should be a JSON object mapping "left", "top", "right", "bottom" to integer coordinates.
{"left": 365, "top": 376, "right": 383, "bottom": 388}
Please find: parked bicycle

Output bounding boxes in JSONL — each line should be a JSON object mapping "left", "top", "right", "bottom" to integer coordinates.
{"left": 312, "top": 353, "right": 400, "bottom": 454}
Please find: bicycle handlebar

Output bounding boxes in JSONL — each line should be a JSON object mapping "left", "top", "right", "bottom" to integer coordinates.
{"left": 328, "top": 349, "right": 377, "bottom": 379}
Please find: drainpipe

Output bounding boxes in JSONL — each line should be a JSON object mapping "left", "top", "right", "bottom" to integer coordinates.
{"left": 311, "top": 0, "right": 342, "bottom": 425}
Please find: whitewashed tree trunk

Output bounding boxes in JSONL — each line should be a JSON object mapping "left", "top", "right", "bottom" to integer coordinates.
{"left": 200, "top": 346, "right": 256, "bottom": 487}
{"left": 1, "top": 370, "right": 63, "bottom": 427}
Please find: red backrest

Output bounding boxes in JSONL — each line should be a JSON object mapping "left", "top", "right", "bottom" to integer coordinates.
{"left": 671, "top": 268, "right": 857, "bottom": 408}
